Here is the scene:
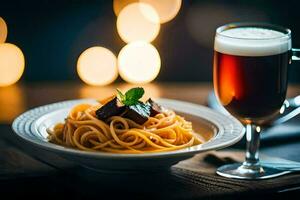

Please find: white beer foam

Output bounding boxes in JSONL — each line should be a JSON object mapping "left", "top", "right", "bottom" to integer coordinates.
{"left": 215, "top": 27, "right": 291, "bottom": 56}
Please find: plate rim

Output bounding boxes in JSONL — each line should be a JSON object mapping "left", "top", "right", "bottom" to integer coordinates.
{"left": 12, "top": 98, "right": 245, "bottom": 159}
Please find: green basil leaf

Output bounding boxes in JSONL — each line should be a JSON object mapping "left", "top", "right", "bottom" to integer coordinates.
{"left": 116, "top": 87, "right": 144, "bottom": 106}
{"left": 116, "top": 88, "right": 125, "bottom": 102}
{"left": 125, "top": 87, "right": 144, "bottom": 104}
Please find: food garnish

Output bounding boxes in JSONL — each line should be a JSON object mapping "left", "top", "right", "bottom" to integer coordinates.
{"left": 116, "top": 87, "right": 144, "bottom": 106}
{"left": 96, "top": 87, "right": 161, "bottom": 124}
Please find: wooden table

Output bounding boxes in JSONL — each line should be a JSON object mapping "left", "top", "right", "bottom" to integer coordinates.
{"left": 1, "top": 82, "right": 300, "bottom": 199}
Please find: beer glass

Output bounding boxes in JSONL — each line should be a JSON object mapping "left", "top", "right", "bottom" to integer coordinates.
{"left": 213, "top": 23, "right": 300, "bottom": 179}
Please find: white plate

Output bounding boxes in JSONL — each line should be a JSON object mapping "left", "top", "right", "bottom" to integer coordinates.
{"left": 12, "top": 98, "right": 245, "bottom": 171}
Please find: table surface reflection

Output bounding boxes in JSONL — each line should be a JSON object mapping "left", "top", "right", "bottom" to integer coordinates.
{"left": 1, "top": 82, "right": 299, "bottom": 124}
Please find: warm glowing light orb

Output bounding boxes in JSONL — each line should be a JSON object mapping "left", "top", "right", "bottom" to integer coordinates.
{"left": 0, "top": 17, "right": 7, "bottom": 43}
{"left": 113, "top": 0, "right": 138, "bottom": 16}
{"left": 140, "top": 0, "right": 182, "bottom": 23}
{"left": 0, "top": 43, "right": 25, "bottom": 87}
{"left": 77, "top": 47, "right": 118, "bottom": 86}
{"left": 117, "top": 2, "right": 160, "bottom": 43}
{"left": 118, "top": 42, "right": 161, "bottom": 84}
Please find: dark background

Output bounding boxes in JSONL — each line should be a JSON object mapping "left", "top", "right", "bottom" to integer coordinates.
{"left": 1, "top": 0, "right": 300, "bottom": 83}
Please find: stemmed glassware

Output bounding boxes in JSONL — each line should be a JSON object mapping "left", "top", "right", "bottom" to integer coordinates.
{"left": 213, "top": 23, "right": 300, "bottom": 179}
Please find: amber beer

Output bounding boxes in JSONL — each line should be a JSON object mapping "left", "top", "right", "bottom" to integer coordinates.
{"left": 214, "top": 27, "right": 291, "bottom": 121}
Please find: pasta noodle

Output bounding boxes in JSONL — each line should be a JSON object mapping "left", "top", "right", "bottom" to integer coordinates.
{"left": 47, "top": 103, "right": 204, "bottom": 153}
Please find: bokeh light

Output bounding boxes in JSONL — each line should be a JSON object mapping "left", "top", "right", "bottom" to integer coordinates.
{"left": 77, "top": 47, "right": 118, "bottom": 86}
{"left": 0, "top": 43, "right": 25, "bottom": 87}
{"left": 113, "top": 0, "right": 138, "bottom": 16}
{"left": 140, "top": 0, "right": 182, "bottom": 23}
{"left": 0, "top": 17, "right": 7, "bottom": 43}
{"left": 118, "top": 41, "right": 161, "bottom": 84}
{"left": 117, "top": 2, "right": 160, "bottom": 43}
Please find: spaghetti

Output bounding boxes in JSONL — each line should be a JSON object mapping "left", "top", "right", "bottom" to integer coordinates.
{"left": 48, "top": 103, "right": 204, "bottom": 153}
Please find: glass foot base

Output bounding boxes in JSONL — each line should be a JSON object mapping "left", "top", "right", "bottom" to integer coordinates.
{"left": 217, "top": 163, "right": 291, "bottom": 180}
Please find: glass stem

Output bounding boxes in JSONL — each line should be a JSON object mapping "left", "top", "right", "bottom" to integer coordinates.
{"left": 243, "top": 124, "right": 261, "bottom": 168}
